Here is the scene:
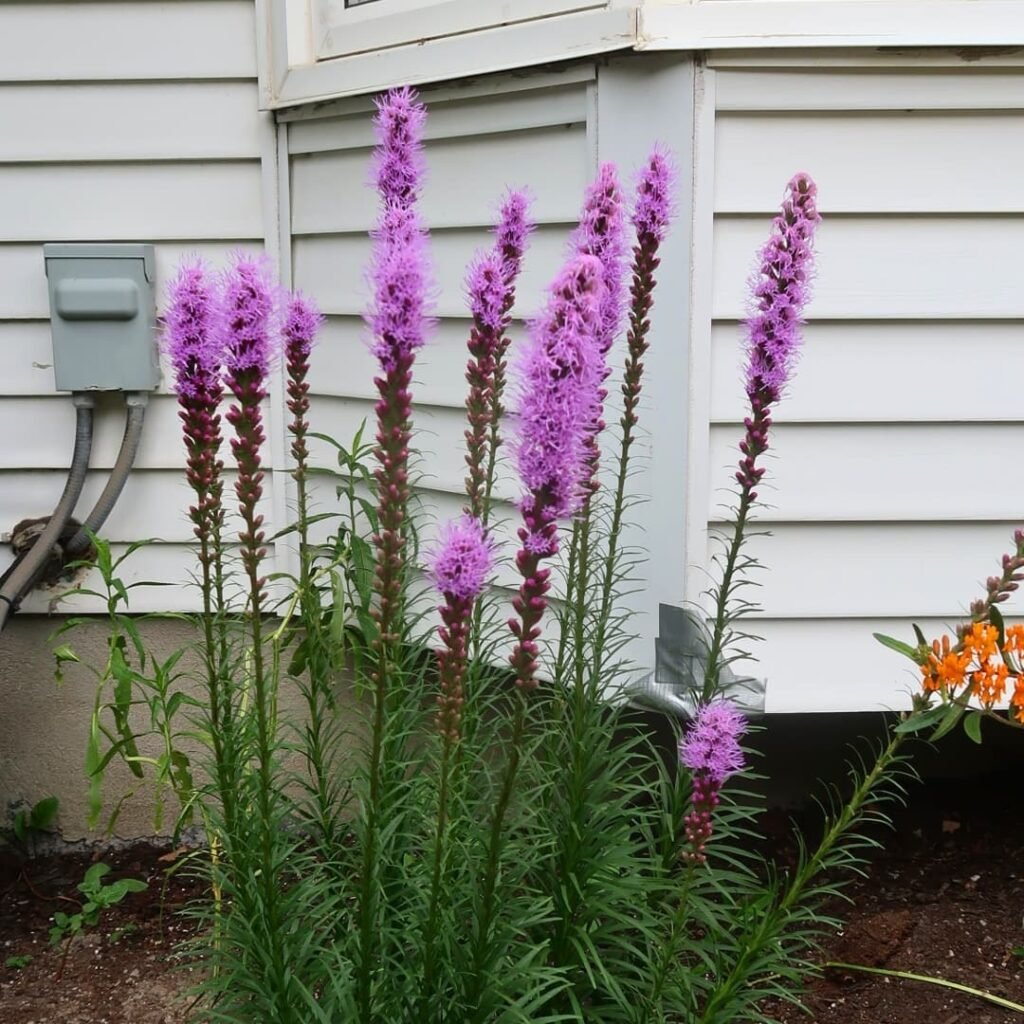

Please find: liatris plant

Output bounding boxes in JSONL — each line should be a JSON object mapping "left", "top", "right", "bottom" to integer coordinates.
{"left": 463, "top": 191, "right": 532, "bottom": 523}
{"left": 702, "top": 172, "right": 820, "bottom": 701}
{"left": 62, "top": 87, "right": 932, "bottom": 1024}
{"left": 678, "top": 701, "right": 747, "bottom": 864}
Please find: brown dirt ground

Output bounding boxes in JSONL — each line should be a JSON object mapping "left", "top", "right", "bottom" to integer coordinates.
{"left": 1, "top": 775, "right": 1021, "bottom": 1023}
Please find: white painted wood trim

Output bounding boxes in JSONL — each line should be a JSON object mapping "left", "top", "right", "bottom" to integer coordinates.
{"left": 594, "top": 55, "right": 695, "bottom": 669}
{"left": 315, "top": 0, "right": 605, "bottom": 61}
{"left": 262, "top": 0, "right": 634, "bottom": 108}
{"left": 683, "top": 58, "right": 716, "bottom": 613}
{"left": 639, "top": 1, "right": 1024, "bottom": 51}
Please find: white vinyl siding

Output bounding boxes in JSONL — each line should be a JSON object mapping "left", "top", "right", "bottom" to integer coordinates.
{"left": 0, "top": 0, "right": 270, "bottom": 615}
{"left": 690, "top": 54, "right": 1024, "bottom": 713}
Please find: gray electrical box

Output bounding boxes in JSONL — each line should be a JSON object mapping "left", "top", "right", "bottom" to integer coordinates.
{"left": 43, "top": 243, "right": 160, "bottom": 392}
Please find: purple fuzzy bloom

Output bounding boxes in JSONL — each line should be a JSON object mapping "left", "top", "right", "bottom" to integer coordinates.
{"left": 679, "top": 700, "right": 747, "bottom": 785}
{"left": 744, "top": 173, "right": 820, "bottom": 402}
{"left": 430, "top": 515, "right": 494, "bottom": 602}
{"left": 221, "top": 254, "right": 276, "bottom": 380}
{"left": 466, "top": 250, "right": 505, "bottom": 333}
{"left": 571, "top": 162, "right": 627, "bottom": 355}
{"left": 164, "top": 261, "right": 223, "bottom": 398}
{"left": 514, "top": 253, "right": 605, "bottom": 524}
{"left": 369, "top": 204, "right": 432, "bottom": 372}
{"left": 495, "top": 189, "right": 533, "bottom": 280}
{"left": 372, "top": 86, "right": 427, "bottom": 208}
{"left": 632, "top": 146, "right": 676, "bottom": 244}
{"left": 282, "top": 291, "right": 322, "bottom": 362}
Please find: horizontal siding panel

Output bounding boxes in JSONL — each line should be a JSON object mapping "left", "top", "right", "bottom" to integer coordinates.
{"left": 716, "top": 112, "right": 1024, "bottom": 213}
{"left": 713, "top": 216, "right": 1024, "bottom": 319}
{"left": 0, "top": 396, "right": 277, "bottom": 472}
{"left": 0, "top": 1, "right": 256, "bottom": 82}
{"left": 0, "top": 470, "right": 268, "bottom": 545}
{"left": 715, "top": 70, "right": 1024, "bottom": 111}
{"left": 310, "top": 315, "right": 496, "bottom": 407}
{"left": 0, "top": 322, "right": 57, "bottom": 395}
{"left": 291, "top": 125, "right": 589, "bottom": 233}
{"left": 749, "top": 617, "right": 971, "bottom": 713}
{"left": 707, "top": 522, "right": 1024, "bottom": 618}
{"left": 307, "top": 395, "right": 519, "bottom": 503}
{"left": 709, "top": 321, "right": 1024, "bottom": 424}
{"left": 0, "top": 83, "right": 262, "bottom": 163}
{"left": 0, "top": 163, "right": 263, "bottom": 242}
{"left": 287, "top": 84, "right": 588, "bottom": 154}
{"left": 0, "top": 242, "right": 264, "bottom": 320}
{"left": 293, "top": 225, "right": 570, "bottom": 318}
{"left": 706, "top": 422, "right": 1024, "bottom": 521}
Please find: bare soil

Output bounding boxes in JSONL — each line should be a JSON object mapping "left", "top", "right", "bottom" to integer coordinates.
{"left": 1, "top": 775, "right": 1021, "bottom": 1023}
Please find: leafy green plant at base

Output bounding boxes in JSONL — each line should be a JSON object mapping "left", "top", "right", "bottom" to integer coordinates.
{"left": 49, "top": 862, "right": 147, "bottom": 948}
{"left": 6, "top": 796, "right": 59, "bottom": 857}
{"left": 5, "top": 954, "right": 32, "bottom": 970}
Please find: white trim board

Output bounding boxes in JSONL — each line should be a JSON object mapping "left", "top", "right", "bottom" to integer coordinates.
{"left": 639, "top": 1, "right": 1024, "bottom": 52}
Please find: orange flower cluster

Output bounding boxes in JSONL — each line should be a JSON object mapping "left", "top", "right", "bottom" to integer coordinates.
{"left": 920, "top": 621, "right": 1024, "bottom": 721}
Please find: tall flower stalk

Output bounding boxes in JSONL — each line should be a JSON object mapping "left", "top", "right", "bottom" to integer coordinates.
{"left": 282, "top": 293, "right": 335, "bottom": 840}
{"left": 464, "top": 191, "right": 532, "bottom": 525}
{"left": 357, "top": 85, "right": 432, "bottom": 1024}
{"left": 220, "top": 254, "right": 288, "bottom": 998}
{"left": 419, "top": 515, "right": 493, "bottom": 1018}
{"left": 702, "top": 173, "right": 820, "bottom": 700}
{"left": 591, "top": 148, "right": 675, "bottom": 685}
{"left": 464, "top": 253, "right": 604, "bottom": 1018}
{"left": 164, "top": 263, "right": 236, "bottom": 834}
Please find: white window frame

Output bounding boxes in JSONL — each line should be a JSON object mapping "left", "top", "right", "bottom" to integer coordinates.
{"left": 314, "top": 0, "right": 608, "bottom": 61}
{"left": 257, "top": 0, "right": 638, "bottom": 110}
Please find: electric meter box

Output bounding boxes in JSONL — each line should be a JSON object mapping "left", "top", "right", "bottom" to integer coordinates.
{"left": 43, "top": 243, "right": 160, "bottom": 392}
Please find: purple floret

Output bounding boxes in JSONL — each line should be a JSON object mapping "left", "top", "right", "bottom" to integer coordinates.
{"left": 632, "top": 145, "right": 676, "bottom": 245}
{"left": 430, "top": 515, "right": 494, "bottom": 602}
{"left": 164, "top": 261, "right": 223, "bottom": 399}
{"left": 221, "top": 254, "right": 276, "bottom": 379}
{"left": 679, "top": 700, "right": 747, "bottom": 784}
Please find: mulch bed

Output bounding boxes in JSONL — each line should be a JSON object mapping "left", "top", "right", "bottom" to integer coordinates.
{"left": 1, "top": 775, "right": 1021, "bottom": 1023}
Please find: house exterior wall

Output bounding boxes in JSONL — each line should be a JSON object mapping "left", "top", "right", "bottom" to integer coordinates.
{"left": 0, "top": 0, "right": 275, "bottom": 618}
{"left": 0, "top": 0, "right": 277, "bottom": 837}
{"left": 688, "top": 50, "right": 1024, "bottom": 712}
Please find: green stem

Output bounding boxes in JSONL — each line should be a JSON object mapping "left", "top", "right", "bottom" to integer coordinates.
{"left": 823, "top": 962, "right": 1024, "bottom": 1014}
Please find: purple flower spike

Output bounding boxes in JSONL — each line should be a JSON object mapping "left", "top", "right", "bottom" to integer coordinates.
{"left": 744, "top": 173, "right": 820, "bottom": 403}
{"left": 283, "top": 291, "right": 322, "bottom": 363}
{"left": 496, "top": 189, "right": 533, "bottom": 282}
{"left": 679, "top": 701, "right": 747, "bottom": 785}
{"left": 431, "top": 515, "right": 494, "bottom": 602}
{"left": 372, "top": 86, "right": 427, "bottom": 208}
{"left": 516, "top": 253, "right": 605, "bottom": 524}
{"left": 165, "top": 261, "right": 223, "bottom": 399}
{"left": 572, "top": 163, "right": 627, "bottom": 356}
{"left": 222, "top": 254, "right": 276, "bottom": 381}
{"left": 467, "top": 251, "right": 506, "bottom": 334}
{"left": 370, "top": 204, "right": 432, "bottom": 372}
{"left": 632, "top": 146, "right": 676, "bottom": 245}
{"left": 679, "top": 700, "right": 747, "bottom": 865}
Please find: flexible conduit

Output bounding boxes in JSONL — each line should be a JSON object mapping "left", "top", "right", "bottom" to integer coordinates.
{"left": 0, "top": 394, "right": 95, "bottom": 633}
{"left": 65, "top": 393, "right": 148, "bottom": 558}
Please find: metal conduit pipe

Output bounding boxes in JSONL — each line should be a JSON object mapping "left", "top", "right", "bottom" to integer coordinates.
{"left": 0, "top": 393, "right": 96, "bottom": 633}
{"left": 65, "top": 393, "right": 149, "bottom": 558}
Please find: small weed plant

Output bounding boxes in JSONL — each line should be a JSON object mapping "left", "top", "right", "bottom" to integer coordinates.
{"left": 58, "top": 87, "right": 928, "bottom": 1022}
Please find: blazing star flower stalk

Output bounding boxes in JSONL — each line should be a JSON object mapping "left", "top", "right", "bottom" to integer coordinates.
{"left": 678, "top": 701, "right": 747, "bottom": 864}
{"left": 570, "top": 162, "right": 628, "bottom": 496}
{"left": 509, "top": 253, "right": 605, "bottom": 691}
{"left": 358, "top": 85, "right": 432, "bottom": 1024}
{"left": 419, "top": 515, "right": 493, "bottom": 1015}
{"left": 221, "top": 253, "right": 287, "bottom": 985}
{"left": 463, "top": 191, "right": 532, "bottom": 523}
{"left": 703, "top": 173, "right": 819, "bottom": 700}
{"left": 164, "top": 261, "right": 236, "bottom": 831}
{"left": 588, "top": 148, "right": 676, "bottom": 690}
{"left": 283, "top": 292, "right": 322, "bottom": 519}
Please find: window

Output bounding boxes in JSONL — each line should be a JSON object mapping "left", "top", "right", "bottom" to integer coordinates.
{"left": 313, "top": 0, "right": 608, "bottom": 61}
